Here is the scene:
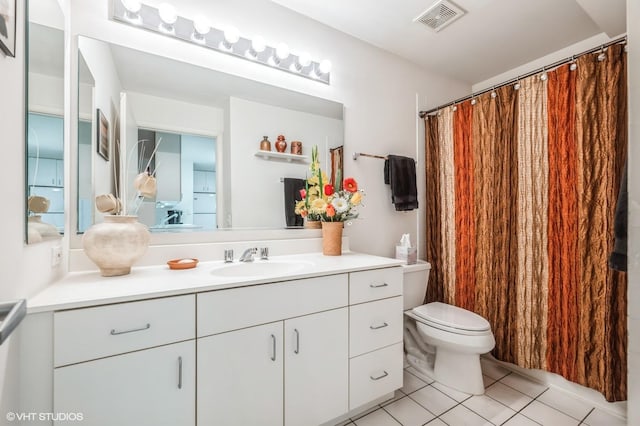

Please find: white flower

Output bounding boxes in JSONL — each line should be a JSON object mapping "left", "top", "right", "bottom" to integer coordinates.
{"left": 331, "top": 197, "right": 349, "bottom": 213}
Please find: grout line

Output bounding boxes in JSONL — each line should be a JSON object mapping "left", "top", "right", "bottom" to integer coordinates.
{"left": 579, "top": 407, "right": 595, "bottom": 425}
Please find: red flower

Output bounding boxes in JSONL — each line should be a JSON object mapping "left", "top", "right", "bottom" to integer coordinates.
{"left": 324, "top": 184, "right": 334, "bottom": 196}
{"left": 343, "top": 177, "right": 358, "bottom": 193}
{"left": 299, "top": 189, "right": 307, "bottom": 199}
{"left": 326, "top": 204, "right": 336, "bottom": 217}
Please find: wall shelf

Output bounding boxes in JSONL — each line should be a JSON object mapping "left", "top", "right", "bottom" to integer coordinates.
{"left": 254, "top": 151, "right": 309, "bottom": 164}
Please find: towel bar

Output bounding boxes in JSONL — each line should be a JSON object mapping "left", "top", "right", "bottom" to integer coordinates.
{"left": 0, "top": 299, "right": 27, "bottom": 346}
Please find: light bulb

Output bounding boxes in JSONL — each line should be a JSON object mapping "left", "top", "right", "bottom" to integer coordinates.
{"left": 471, "top": 98, "right": 477, "bottom": 105}
{"left": 290, "top": 52, "right": 312, "bottom": 72}
{"left": 276, "top": 43, "right": 290, "bottom": 60}
{"left": 193, "top": 15, "right": 210, "bottom": 35}
{"left": 298, "top": 52, "right": 311, "bottom": 67}
{"left": 540, "top": 72, "right": 548, "bottom": 81}
{"left": 318, "top": 59, "right": 332, "bottom": 74}
{"left": 597, "top": 52, "right": 606, "bottom": 61}
{"left": 490, "top": 91, "right": 497, "bottom": 98}
{"left": 224, "top": 26, "right": 240, "bottom": 44}
{"left": 252, "top": 36, "right": 266, "bottom": 53}
{"left": 514, "top": 82, "right": 521, "bottom": 90}
{"left": 158, "top": 3, "right": 177, "bottom": 24}
{"left": 122, "top": 0, "right": 141, "bottom": 13}
{"left": 570, "top": 63, "right": 577, "bottom": 71}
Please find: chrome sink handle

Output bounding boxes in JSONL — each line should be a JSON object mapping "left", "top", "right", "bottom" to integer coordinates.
{"left": 239, "top": 247, "right": 258, "bottom": 262}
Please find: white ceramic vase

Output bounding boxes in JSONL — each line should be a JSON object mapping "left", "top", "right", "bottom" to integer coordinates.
{"left": 82, "top": 215, "right": 150, "bottom": 277}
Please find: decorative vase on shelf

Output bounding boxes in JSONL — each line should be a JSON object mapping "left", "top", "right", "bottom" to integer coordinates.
{"left": 82, "top": 215, "right": 150, "bottom": 277}
{"left": 260, "top": 136, "right": 271, "bottom": 151}
{"left": 321, "top": 221, "right": 344, "bottom": 256}
{"left": 305, "top": 219, "right": 322, "bottom": 229}
{"left": 275, "top": 135, "right": 287, "bottom": 153}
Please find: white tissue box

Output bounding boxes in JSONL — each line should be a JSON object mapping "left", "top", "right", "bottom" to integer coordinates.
{"left": 396, "top": 246, "right": 417, "bottom": 264}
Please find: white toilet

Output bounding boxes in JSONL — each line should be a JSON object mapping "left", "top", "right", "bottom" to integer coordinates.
{"left": 402, "top": 262, "right": 495, "bottom": 395}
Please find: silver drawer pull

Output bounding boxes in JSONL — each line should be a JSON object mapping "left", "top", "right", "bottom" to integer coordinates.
{"left": 294, "top": 329, "right": 300, "bottom": 354}
{"left": 178, "top": 356, "right": 183, "bottom": 389}
{"left": 270, "top": 334, "right": 277, "bottom": 361}
{"left": 110, "top": 323, "right": 151, "bottom": 335}
{"left": 370, "top": 371, "right": 389, "bottom": 381}
{"left": 369, "top": 283, "right": 389, "bottom": 288}
{"left": 370, "top": 322, "right": 389, "bottom": 330}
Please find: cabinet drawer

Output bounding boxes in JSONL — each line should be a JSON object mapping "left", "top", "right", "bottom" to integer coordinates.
{"left": 349, "top": 267, "right": 402, "bottom": 304}
{"left": 54, "top": 295, "right": 195, "bottom": 367}
{"left": 350, "top": 296, "right": 403, "bottom": 357}
{"left": 198, "top": 274, "right": 348, "bottom": 337}
{"left": 349, "top": 343, "right": 403, "bottom": 410}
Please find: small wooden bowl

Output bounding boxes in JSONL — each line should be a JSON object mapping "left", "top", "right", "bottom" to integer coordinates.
{"left": 167, "top": 258, "right": 199, "bottom": 270}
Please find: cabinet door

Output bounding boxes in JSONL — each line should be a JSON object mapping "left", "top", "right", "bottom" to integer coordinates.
{"left": 54, "top": 340, "right": 195, "bottom": 426}
{"left": 28, "top": 157, "right": 58, "bottom": 186}
{"left": 203, "top": 171, "right": 216, "bottom": 192}
{"left": 56, "top": 159, "right": 64, "bottom": 186}
{"left": 284, "top": 308, "right": 349, "bottom": 426}
{"left": 193, "top": 171, "right": 206, "bottom": 192}
{"left": 198, "top": 322, "right": 284, "bottom": 426}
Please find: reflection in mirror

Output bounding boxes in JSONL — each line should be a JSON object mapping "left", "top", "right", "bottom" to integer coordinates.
{"left": 75, "top": 36, "right": 343, "bottom": 238}
{"left": 78, "top": 53, "right": 95, "bottom": 233}
{"left": 26, "top": 0, "right": 64, "bottom": 243}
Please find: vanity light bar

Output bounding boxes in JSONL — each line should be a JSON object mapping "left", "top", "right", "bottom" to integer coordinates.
{"left": 111, "top": 0, "right": 331, "bottom": 84}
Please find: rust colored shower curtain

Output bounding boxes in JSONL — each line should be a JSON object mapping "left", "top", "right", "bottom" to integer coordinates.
{"left": 424, "top": 44, "right": 627, "bottom": 401}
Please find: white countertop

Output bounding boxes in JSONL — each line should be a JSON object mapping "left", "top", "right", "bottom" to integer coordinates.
{"left": 27, "top": 252, "right": 405, "bottom": 313}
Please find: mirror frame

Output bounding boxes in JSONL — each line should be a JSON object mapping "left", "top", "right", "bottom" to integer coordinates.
{"left": 69, "top": 35, "right": 345, "bottom": 249}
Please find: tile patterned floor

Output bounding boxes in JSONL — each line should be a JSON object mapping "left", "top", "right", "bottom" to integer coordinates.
{"left": 334, "top": 359, "right": 627, "bottom": 426}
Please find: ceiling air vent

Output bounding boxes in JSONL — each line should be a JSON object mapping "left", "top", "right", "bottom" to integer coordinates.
{"left": 414, "top": 0, "right": 466, "bottom": 33}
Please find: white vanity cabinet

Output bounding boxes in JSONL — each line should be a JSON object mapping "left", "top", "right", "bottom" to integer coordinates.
{"left": 54, "top": 341, "right": 195, "bottom": 426}
{"left": 32, "top": 258, "right": 405, "bottom": 426}
{"left": 348, "top": 268, "right": 404, "bottom": 410}
{"left": 197, "top": 275, "right": 349, "bottom": 426}
{"left": 51, "top": 295, "right": 196, "bottom": 426}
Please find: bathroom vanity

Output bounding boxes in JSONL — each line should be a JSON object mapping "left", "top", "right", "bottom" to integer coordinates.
{"left": 22, "top": 252, "right": 404, "bottom": 426}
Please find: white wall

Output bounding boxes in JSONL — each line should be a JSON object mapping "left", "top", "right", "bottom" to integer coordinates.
{"left": 0, "top": 0, "right": 66, "bottom": 422}
{"left": 77, "top": 36, "right": 123, "bottom": 221}
{"left": 28, "top": 73, "right": 64, "bottom": 115}
{"left": 229, "top": 97, "right": 342, "bottom": 228}
{"left": 627, "top": 0, "right": 639, "bottom": 422}
{"left": 127, "top": 92, "right": 224, "bottom": 138}
{"left": 69, "top": 0, "right": 469, "bottom": 258}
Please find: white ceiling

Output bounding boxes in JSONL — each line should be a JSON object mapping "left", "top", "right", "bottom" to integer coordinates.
{"left": 270, "top": 0, "right": 626, "bottom": 84}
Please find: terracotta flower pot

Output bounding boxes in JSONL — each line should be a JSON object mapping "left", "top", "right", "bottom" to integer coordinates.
{"left": 321, "top": 221, "right": 344, "bottom": 256}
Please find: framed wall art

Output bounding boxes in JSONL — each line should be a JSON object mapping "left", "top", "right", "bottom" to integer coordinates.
{"left": 97, "top": 109, "right": 110, "bottom": 161}
{"left": 0, "top": 0, "right": 16, "bottom": 57}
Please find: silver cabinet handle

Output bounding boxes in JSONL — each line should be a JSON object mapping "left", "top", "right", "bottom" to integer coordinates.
{"left": 178, "top": 356, "right": 183, "bottom": 389}
{"left": 294, "top": 329, "right": 300, "bottom": 354}
{"left": 110, "top": 323, "right": 151, "bottom": 335}
{"left": 370, "top": 322, "right": 389, "bottom": 330}
{"left": 270, "top": 334, "right": 277, "bottom": 361}
{"left": 369, "top": 283, "right": 389, "bottom": 288}
{"left": 370, "top": 371, "right": 389, "bottom": 381}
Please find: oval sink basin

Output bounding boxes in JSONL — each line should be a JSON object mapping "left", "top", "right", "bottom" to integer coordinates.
{"left": 210, "top": 261, "right": 311, "bottom": 278}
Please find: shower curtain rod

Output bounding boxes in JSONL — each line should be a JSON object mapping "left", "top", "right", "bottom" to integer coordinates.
{"left": 418, "top": 35, "right": 627, "bottom": 118}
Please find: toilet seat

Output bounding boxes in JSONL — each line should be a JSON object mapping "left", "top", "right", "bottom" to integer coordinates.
{"left": 412, "top": 302, "right": 491, "bottom": 336}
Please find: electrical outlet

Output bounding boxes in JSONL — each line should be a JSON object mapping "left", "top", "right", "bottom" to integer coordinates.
{"left": 51, "top": 246, "right": 62, "bottom": 267}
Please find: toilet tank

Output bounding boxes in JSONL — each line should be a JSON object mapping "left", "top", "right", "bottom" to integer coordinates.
{"left": 401, "top": 261, "right": 431, "bottom": 310}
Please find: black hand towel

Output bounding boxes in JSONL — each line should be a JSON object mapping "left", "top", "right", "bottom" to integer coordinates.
{"left": 609, "top": 160, "right": 627, "bottom": 272}
{"left": 385, "top": 155, "right": 418, "bottom": 211}
{"left": 284, "top": 178, "right": 305, "bottom": 227}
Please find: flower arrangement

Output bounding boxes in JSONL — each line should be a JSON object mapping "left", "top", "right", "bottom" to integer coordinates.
{"left": 295, "top": 145, "right": 364, "bottom": 222}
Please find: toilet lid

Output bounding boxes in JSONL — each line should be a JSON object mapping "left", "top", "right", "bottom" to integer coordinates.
{"left": 412, "top": 302, "right": 491, "bottom": 332}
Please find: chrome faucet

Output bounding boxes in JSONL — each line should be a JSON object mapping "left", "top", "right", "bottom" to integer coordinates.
{"left": 239, "top": 247, "right": 258, "bottom": 262}
{"left": 160, "top": 212, "right": 179, "bottom": 226}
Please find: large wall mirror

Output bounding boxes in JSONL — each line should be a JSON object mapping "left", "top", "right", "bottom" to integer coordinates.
{"left": 73, "top": 36, "right": 344, "bottom": 246}
{"left": 25, "top": 0, "right": 65, "bottom": 244}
